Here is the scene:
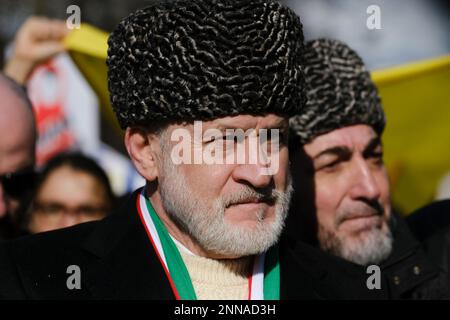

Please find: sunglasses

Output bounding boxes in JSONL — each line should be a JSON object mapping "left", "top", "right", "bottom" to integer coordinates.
{"left": 0, "top": 167, "right": 37, "bottom": 199}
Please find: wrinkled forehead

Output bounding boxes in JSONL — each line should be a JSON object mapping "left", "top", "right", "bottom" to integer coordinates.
{"left": 304, "top": 124, "right": 379, "bottom": 155}
{"left": 167, "top": 114, "right": 289, "bottom": 133}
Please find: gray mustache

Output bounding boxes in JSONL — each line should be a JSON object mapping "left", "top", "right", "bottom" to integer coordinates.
{"left": 223, "top": 188, "right": 280, "bottom": 208}
{"left": 337, "top": 200, "right": 384, "bottom": 224}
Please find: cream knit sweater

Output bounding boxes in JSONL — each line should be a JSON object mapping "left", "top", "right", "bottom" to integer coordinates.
{"left": 173, "top": 238, "right": 253, "bottom": 300}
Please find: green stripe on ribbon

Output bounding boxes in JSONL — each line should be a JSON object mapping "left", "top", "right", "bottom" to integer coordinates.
{"left": 145, "top": 198, "right": 197, "bottom": 300}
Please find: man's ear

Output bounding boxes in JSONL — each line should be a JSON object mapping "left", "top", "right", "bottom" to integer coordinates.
{"left": 125, "top": 127, "right": 161, "bottom": 181}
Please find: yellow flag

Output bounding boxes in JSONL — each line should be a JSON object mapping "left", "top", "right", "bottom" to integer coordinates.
{"left": 373, "top": 55, "right": 450, "bottom": 214}
{"left": 63, "top": 24, "right": 120, "bottom": 133}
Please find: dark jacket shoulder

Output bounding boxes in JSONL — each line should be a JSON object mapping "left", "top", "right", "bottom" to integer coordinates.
{"left": 0, "top": 190, "right": 175, "bottom": 300}
{"left": 0, "top": 221, "right": 98, "bottom": 299}
{"left": 407, "top": 199, "right": 450, "bottom": 242}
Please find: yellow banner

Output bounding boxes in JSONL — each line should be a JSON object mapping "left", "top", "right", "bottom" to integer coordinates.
{"left": 63, "top": 24, "right": 120, "bottom": 133}
{"left": 373, "top": 55, "right": 450, "bottom": 214}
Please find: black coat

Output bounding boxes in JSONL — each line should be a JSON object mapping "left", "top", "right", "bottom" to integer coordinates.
{"left": 407, "top": 199, "right": 450, "bottom": 243}
{"left": 407, "top": 199, "right": 450, "bottom": 298}
{"left": 0, "top": 189, "right": 445, "bottom": 299}
{"left": 284, "top": 213, "right": 449, "bottom": 299}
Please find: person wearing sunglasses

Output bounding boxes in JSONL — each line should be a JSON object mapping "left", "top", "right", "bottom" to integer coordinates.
{"left": 1, "top": 16, "right": 77, "bottom": 238}
{"left": 0, "top": 73, "right": 37, "bottom": 239}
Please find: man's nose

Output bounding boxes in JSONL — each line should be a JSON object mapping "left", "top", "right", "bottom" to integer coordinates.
{"left": 231, "top": 163, "right": 273, "bottom": 189}
{"left": 349, "top": 158, "right": 381, "bottom": 201}
{"left": 230, "top": 134, "right": 276, "bottom": 188}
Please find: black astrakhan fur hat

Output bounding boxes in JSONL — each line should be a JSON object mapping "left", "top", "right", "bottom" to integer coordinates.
{"left": 107, "top": 0, "right": 306, "bottom": 128}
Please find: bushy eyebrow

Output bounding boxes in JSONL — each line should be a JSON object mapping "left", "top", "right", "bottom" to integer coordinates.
{"left": 312, "top": 136, "right": 381, "bottom": 161}
{"left": 362, "top": 136, "right": 383, "bottom": 157}
{"left": 313, "top": 146, "right": 352, "bottom": 161}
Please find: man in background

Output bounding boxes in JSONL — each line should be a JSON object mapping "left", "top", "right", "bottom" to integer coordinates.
{"left": 287, "top": 38, "right": 448, "bottom": 299}
{"left": 0, "top": 73, "right": 36, "bottom": 238}
{"left": 0, "top": 17, "right": 68, "bottom": 238}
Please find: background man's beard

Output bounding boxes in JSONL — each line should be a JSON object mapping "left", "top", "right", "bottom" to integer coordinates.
{"left": 318, "top": 223, "right": 393, "bottom": 266}
{"left": 158, "top": 150, "right": 293, "bottom": 257}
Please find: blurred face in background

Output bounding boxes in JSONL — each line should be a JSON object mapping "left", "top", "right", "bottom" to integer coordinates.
{"left": 0, "top": 78, "right": 36, "bottom": 222}
{"left": 29, "top": 165, "right": 110, "bottom": 233}
{"left": 292, "top": 124, "right": 392, "bottom": 265}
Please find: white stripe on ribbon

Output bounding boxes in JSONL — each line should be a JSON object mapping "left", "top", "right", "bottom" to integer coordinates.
{"left": 250, "top": 252, "right": 265, "bottom": 300}
{"left": 139, "top": 189, "right": 168, "bottom": 269}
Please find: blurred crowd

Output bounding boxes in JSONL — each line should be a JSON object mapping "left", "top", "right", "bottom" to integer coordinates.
{"left": 0, "top": 17, "right": 115, "bottom": 238}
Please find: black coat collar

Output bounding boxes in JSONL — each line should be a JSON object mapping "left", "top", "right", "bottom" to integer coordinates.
{"left": 80, "top": 189, "right": 175, "bottom": 299}
{"left": 379, "top": 215, "right": 441, "bottom": 297}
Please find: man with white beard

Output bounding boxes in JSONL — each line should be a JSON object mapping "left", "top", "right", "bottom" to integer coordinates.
{"left": 287, "top": 38, "right": 448, "bottom": 299}
{"left": 0, "top": 0, "right": 325, "bottom": 300}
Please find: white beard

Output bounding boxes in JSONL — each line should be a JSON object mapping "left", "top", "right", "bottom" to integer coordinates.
{"left": 319, "top": 224, "right": 393, "bottom": 266}
{"left": 157, "top": 143, "right": 293, "bottom": 257}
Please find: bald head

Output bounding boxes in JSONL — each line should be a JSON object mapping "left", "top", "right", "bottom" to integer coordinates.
{"left": 0, "top": 72, "right": 36, "bottom": 219}
{"left": 0, "top": 73, "right": 36, "bottom": 170}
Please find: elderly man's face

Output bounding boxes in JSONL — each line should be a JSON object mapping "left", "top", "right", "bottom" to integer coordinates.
{"left": 156, "top": 114, "right": 292, "bottom": 257}
{"left": 294, "top": 124, "right": 392, "bottom": 265}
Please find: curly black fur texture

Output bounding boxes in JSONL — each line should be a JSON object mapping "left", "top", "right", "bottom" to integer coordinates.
{"left": 107, "top": 0, "right": 306, "bottom": 128}
{"left": 290, "top": 38, "right": 385, "bottom": 144}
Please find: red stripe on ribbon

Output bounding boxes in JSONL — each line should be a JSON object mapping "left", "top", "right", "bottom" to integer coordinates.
{"left": 136, "top": 194, "right": 181, "bottom": 300}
